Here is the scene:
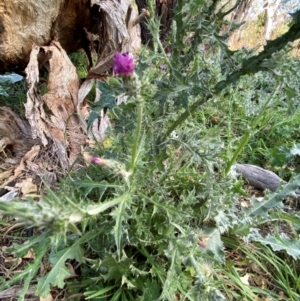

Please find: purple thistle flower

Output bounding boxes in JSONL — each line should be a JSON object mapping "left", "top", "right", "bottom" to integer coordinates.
{"left": 113, "top": 52, "right": 134, "bottom": 77}
{"left": 91, "top": 156, "right": 104, "bottom": 165}
{"left": 198, "top": 241, "right": 206, "bottom": 248}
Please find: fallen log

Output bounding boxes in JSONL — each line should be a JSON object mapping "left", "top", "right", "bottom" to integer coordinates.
{"left": 236, "top": 163, "right": 300, "bottom": 194}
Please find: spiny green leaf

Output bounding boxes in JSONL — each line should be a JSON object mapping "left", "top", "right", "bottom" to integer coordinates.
{"left": 136, "top": 278, "right": 161, "bottom": 301}
{"left": 214, "top": 211, "right": 230, "bottom": 233}
{"left": 206, "top": 288, "right": 227, "bottom": 301}
{"left": 97, "top": 80, "right": 119, "bottom": 109}
{"left": 244, "top": 174, "right": 300, "bottom": 218}
{"left": 99, "top": 254, "right": 134, "bottom": 282}
{"left": 285, "top": 84, "right": 297, "bottom": 99}
{"left": 290, "top": 144, "right": 300, "bottom": 156}
{"left": 36, "top": 265, "right": 69, "bottom": 296}
{"left": 111, "top": 193, "right": 130, "bottom": 258}
{"left": 36, "top": 244, "right": 84, "bottom": 297}
{"left": 159, "top": 246, "right": 179, "bottom": 300}
{"left": 8, "top": 234, "right": 49, "bottom": 258}
{"left": 200, "top": 228, "right": 225, "bottom": 262}
{"left": 229, "top": 222, "right": 254, "bottom": 237}
{"left": 254, "top": 233, "right": 300, "bottom": 260}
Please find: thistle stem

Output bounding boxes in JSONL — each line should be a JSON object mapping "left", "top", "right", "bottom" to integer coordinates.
{"left": 130, "top": 97, "right": 144, "bottom": 173}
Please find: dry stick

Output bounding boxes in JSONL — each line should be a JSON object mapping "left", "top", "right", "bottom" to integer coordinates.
{"left": 133, "top": 9, "right": 150, "bottom": 27}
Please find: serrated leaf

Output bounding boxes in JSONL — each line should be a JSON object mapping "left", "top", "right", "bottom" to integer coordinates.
{"left": 36, "top": 244, "right": 84, "bottom": 297}
{"left": 245, "top": 193, "right": 285, "bottom": 218}
{"left": 87, "top": 111, "right": 100, "bottom": 130}
{"left": 290, "top": 144, "right": 300, "bottom": 156}
{"left": 254, "top": 233, "right": 300, "bottom": 260}
{"left": 50, "top": 244, "right": 85, "bottom": 264}
{"left": 200, "top": 228, "right": 224, "bottom": 262}
{"left": 18, "top": 242, "right": 49, "bottom": 301}
{"left": 214, "top": 211, "right": 230, "bottom": 233}
{"left": 97, "top": 80, "right": 118, "bottom": 109}
{"left": 99, "top": 254, "right": 134, "bottom": 282}
{"left": 0, "top": 240, "right": 49, "bottom": 301}
{"left": 244, "top": 174, "right": 300, "bottom": 218}
{"left": 37, "top": 265, "right": 69, "bottom": 293}
{"left": 153, "top": 81, "right": 176, "bottom": 103}
{"left": 229, "top": 222, "right": 253, "bottom": 237}
{"left": 8, "top": 234, "right": 49, "bottom": 258}
{"left": 111, "top": 193, "right": 130, "bottom": 258}
{"left": 159, "top": 246, "right": 179, "bottom": 300}
{"left": 121, "top": 275, "right": 136, "bottom": 289}
{"left": 137, "top": 278, "right": 161, "bottom": 301}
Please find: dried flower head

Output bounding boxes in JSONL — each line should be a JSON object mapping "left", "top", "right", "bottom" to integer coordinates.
{"left": 113, "top": 52, "right": 134, "bottom": 77}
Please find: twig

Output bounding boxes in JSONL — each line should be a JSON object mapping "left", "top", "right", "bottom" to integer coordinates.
{"left": 133, "top": 9, "right": 150, "bottom": 27}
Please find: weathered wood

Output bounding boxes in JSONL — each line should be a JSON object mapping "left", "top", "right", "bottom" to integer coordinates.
{"left": 0, "top": 106, "right": 41, "bottom": 158}
{"left": 236, "top": 163, "right": 283, "bottom": 192}
{"left": 0, "top": 0, "right": 141, "bottom": 73}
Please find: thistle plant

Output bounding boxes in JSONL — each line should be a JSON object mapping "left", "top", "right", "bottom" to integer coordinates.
{"left": 1, "top": 2, "right": 300, "bottom": 301}
{"left": 92, "top": 52, "right": 143, "bottom": 178}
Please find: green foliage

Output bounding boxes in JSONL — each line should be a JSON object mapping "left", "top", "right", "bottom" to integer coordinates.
{"left": 36, "top": 244, "right": 85, "bottom": 297}
{"left": 244, "top": 174, "right": 300, "bottom": 218}
{"left": 69, "top": 52, "right": 90, "bottom": 79}
{"left": 220, "top": 240, "right": 300, "bottom": 300}
{"left": 1, "top": 1, "right": 300, "bottom": 301}
{"left": 0, "top": 73, "right": 26, "bottom": 114}
{"left": 254, "top": 233, "right": 300, "bottom": 260}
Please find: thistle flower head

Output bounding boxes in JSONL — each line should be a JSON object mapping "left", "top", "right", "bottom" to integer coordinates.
{"left": 91, "top": 156, "right": 131, "bottom": 183}
{"left": 113, "top": 52, "right": 134, "bottom": 77}
{"left": 91, "top": 156, "right": 104, "bottom": 165}
{"left": 159, "top": 64, "right": 166, "bottom": 70}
